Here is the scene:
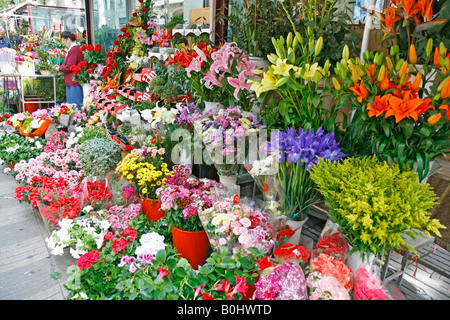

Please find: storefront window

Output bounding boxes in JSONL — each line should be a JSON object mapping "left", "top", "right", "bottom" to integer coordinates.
{"left": 93, "top": 0, "right": 134, "bottom": 50}
{"left": 29, "top": 6, "right": 86, "bottom": 34}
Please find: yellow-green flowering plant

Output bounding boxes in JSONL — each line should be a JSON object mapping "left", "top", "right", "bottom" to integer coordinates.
{"left": 310, "top": 156, "right": 446, "bottom": 260}
{"left": 248, "top": 2, "right": 340, "bottom": 132}
{"left": 115, "top": 146, "right": 173, "bottom": 200}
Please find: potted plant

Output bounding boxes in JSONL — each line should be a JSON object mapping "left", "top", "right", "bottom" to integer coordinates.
{"left": 0, "top": 133, "right": 45, "bottom": 170}
{"left": 155, "top": 165, "right": 221, "bottom": 269}
{"left": 310, "top": 156, "right": 446, "bottom": 270}
{"left": 115, "top": 146, "right": 173, "bottom": 221}
{"left": 77, "top": 137, "right": 122, "bottom": 178}
{"left": 266, "top": 127, "right": 347, "bottom": 245}
{"left": 200, "top": 106, "right": 264, "bottom": 186}
{"left": 35, "top": 46, "right": 54, "bottom": 75}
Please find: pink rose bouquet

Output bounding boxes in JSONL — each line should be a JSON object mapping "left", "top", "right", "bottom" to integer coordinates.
{"left": 306, "top": 271, "right": 350, "bottom": 300}
{"left": 352, "top": 265, "right": 388, "bottom": 300}
{"left": 199, "top": 195, "right": 274, "bottom": 255}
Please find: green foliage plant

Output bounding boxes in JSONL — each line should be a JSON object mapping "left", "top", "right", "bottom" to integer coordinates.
{"left": 78, "top": 137, "right": 122, "bottom": 178}
{"left": 310, "top": 156, "right": 446, "bottom": 259}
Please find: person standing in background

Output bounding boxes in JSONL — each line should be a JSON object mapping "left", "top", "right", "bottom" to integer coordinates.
{"left": 55, "top": 31, "right": 84, "bottom": 108}
{"left": 0, "top": 27, "right": 12, "bottom": 48}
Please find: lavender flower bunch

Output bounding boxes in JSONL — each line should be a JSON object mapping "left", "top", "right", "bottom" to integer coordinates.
{"left": 201, "top": 106, "right": 263, "bottom": 176}
{"left": 174, "top": 102, "right": 203, "bottom": 133}
{"left": 272, "top": 127, "right": 347, "bottom": 220}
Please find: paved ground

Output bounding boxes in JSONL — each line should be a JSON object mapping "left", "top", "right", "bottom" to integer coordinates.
{"left": 0, "top": 165, "right": 75, "bottom": 300}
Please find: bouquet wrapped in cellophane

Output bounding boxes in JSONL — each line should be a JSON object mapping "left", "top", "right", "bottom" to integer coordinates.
{"left": 198, "top": 192, "right": 274, "bottom": 256}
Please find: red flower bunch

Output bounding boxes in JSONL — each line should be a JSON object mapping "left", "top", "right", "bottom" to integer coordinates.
{"left": 107, "top": 228, "right": 137, "bottom": 255}
{"left": 15, "top": 185, "right": 40, "bottom": 209}
{"left": 195, "top": 275, "right": 249, "bottom": 300}
{"left": 310, "top": 253, "right": 354, "bottom": 291}
{"left": 82, "top": 180, "right": 114, "bottom": 210}
{"left": 77, "top": 250, "right": 102, "bottom": 270}
{"left": 70, "top": 43, "right": 106, "bottom": 84}
{"left": 101, "top": 47, "right": 123, "bottom": 80}
{"left": 314, "top": 232, "right": 350, "bottom": 262}
{"left": 273, "top": 243, "right": 311, "bottom": 264}
{"left": 0, "top": 113, "right": 10, "bottom": 122}
{"left": 165, "top": 41, "right": 217, "bottom": 70}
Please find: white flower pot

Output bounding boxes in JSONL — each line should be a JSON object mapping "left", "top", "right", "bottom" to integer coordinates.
{"left": 82, "top": 83, "right": 91, "bottom": 100}
{"left": 283, "top": 216, "right": 309, "bottom": 246}
{"left": 345, "top": 250, "right": 376, "bottom": 272}
{"left": 57, "top": 114, "right": 71, "bottom": 127}
{"left": 204, "top": 101, "right": 223, "bottom": 113}
{"left": 219, "top": 174, "right": 238, "bottom": 186}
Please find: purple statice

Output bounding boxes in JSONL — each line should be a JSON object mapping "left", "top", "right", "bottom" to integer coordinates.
{"left": 276, "top": 127, "right": 347, "bottom": 170}
{"left": 174, "top": 103, "right": 203, "bottom": 133}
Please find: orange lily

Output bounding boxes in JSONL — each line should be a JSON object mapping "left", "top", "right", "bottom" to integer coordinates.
{"left": 415, "top": 98, "right": 434, "bottom": 117}
{"left": 440, "top": 79, "right": 450, "bottom": 99}
{"left": 386, "top": 95, "right": 425, "bottom": 122}
{"left": 366, "top": 64, "right": 377, "bottom": 82}
{"left": 434, "top": 46, "right": 448, "bottom": 68}
{"left": 379, "top": 72, "right": 391, "bottom": 91}
{"left": 367, "top": 94, "right": 391, "bottom": 117}
{"left": 439, "top": 105, "right": 450, "bottom": 120}
{"left": 412, "top": 72, "right": 423, "bottom": 90}
{"left": 349, "top": 80, "right": 369, "bottom": 103}
{"left": 428, "top": 113, "right": 442, "bottom": 125}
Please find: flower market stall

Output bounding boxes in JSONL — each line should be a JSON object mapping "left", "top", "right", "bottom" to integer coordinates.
{"left": 0, "top": 0, "right": 449, "bottom": 301}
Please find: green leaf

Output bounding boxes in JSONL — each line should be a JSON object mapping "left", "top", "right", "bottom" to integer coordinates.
{"left": 175, "top": 267, "right": 187, "bottom": 278}
{"left": 155, "top": 249, "right": 167, "bottom": 262}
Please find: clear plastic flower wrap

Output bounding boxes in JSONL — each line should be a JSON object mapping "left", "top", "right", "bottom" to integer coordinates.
{"left": 80, "top": 176, "right": 114, "bottom": 213}
{"left": 352, "top": 263, "right": 405, "bottom": 300}
{"left": 312, "top": 219, "right": 350, "bottom": 262}
{"left": 245, "top": 155, "right": 282, "bottom": 217}
{"left": 254, "top": 257, "right": 308, "bottom": 300}
{"left": 310, "top": 253, "right": 354, "bottom": 292}
{"left": 273, "top": 235, "right": 313, "bottom": 268}
{"left": 198, "top": 191, "right": 274, "bottom": 255}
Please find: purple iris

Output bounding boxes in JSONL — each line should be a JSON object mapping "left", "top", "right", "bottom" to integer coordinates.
{"left": 276, "top": 127, "right": 347, "bottom": 170}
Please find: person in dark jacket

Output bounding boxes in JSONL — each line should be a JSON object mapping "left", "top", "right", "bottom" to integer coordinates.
{"left": 55, "top": 31, "right": 84, "bottom": 108}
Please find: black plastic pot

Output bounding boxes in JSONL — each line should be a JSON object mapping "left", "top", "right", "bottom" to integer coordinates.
{"left": 191, "top": 164, "right": 220, "bottom": 182}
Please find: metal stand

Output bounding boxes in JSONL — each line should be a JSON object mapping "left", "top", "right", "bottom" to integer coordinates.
{"left": 0, "top": 73, "right": 21, "bottom": 114}
{"left": 19, "top": 74, "right": 57, "bottom": 113}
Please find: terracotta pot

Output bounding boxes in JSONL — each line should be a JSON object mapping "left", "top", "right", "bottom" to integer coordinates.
{"left": 7, "top": 162, "right": 15, "bottom": 170}
{"left": 171, "top": 226, "right": 209, "bottom": 270}
{"left": 141, "top": 198, "right": 165, "bottom": 222}
{"left": 24, "top": 100, "right": 38, "bottom": 113}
